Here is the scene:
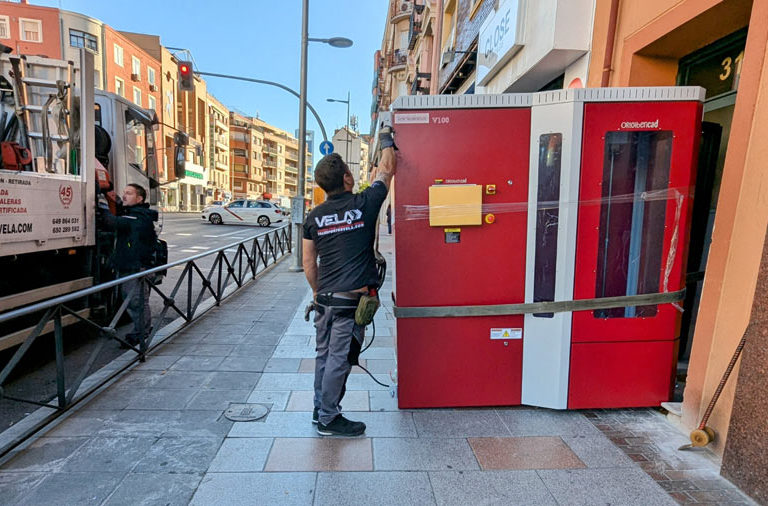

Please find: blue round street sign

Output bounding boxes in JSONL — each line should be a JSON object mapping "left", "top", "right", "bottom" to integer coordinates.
{"left": 319, "top": 140, "right": 334, "bottom": 155}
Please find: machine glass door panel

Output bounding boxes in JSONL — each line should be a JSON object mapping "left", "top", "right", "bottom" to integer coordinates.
{"left": 572, "top": 102, "right": 702, "bottom": 343}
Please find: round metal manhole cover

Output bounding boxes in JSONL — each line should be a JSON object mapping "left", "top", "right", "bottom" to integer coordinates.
{"left": 224, "top": 403, "right": 269, "bottom": 422}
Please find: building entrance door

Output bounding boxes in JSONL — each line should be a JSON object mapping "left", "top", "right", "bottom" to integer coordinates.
{"left": 676, "top": 28, "right": 746, "bottom": 369}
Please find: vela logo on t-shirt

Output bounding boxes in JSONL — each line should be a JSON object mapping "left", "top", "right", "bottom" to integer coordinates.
{"left": 315, "top": 209, "right": 364, "bottom": 236}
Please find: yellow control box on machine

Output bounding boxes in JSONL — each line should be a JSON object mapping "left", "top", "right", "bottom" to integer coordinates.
{"left": 428, "top": 184, "right": 482, "bottom": 226}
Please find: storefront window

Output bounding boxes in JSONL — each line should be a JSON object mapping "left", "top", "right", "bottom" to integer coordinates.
{"left": 595, "top": 131, "right": 673, "bottom": 318}
{"left": 534, "top": 133, "right": 562, "bottom": 318}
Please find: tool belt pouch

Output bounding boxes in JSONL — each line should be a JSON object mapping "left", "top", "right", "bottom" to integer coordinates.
{"left": 355, "top": 294, "right": 380, "bottom": 326}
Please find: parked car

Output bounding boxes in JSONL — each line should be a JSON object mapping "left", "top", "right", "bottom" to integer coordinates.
{"left": 201, "top": 199, "right": 284, "bottom": 227}
{"left": 278, "top": 206, "right": 290, "bottom": 216}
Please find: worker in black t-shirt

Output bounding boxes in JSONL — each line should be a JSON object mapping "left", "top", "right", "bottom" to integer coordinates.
{"left": 302, "top": 129, "right": 397, "bottom": 436}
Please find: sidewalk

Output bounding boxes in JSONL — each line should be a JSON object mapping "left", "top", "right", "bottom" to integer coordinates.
{"left": 0, "top": 226, "right": 752, "bottom": 505}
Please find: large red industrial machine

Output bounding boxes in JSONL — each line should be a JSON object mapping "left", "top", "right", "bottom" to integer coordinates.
{"left": 391, "top": 87, "right": 704, "bottom": 410}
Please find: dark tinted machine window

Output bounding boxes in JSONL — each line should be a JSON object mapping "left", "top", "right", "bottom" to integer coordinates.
{"left": 594, "top": 131, "right": 673, "bottom": 318}
{"left": 228, "top": 200, "right": 244, "bottom": 208}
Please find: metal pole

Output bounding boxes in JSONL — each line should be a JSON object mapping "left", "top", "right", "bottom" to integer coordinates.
{"left": 345, "top": 90, "right": 350, "bottom": 164}
{"left": 290, "top": 0, "right": 309, "bottom": 272}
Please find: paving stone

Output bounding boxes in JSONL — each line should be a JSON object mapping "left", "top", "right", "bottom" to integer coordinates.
{"left": 315, "top": 471, "right": 435, "bottom": 506}
{"left": 562, "top": 434, "right": 635, "bottom": 468}
{"left": 200, "top": 333, "right": 249, "bottom": 345}
{"left": 191, "top": 344, "right": 236, "bottom": 356}
{"left": 228, "top": 411, "right": 318, "bottom": 438}
{"left": 298, "top": 358, "right": 368, "bottom": 374}
{"left": 215, "top": 355, "right": 268, "bottom": 372}
{"left": 111, "top": 370, "right": 163, "bottom": 389}
{"left": 538, "top": 467, "right": 677, "bottom": 506}
{"left": 45, "top": 410, "right": 118, "bottom": 437}
{"left": 152, "top": 371, "right": 213, "bottom": 389}
{"left": 496, "top": 408, "right": 601, "bottom": 436}
{"left": 104, "top": 410, "right": 182, "bottom": 437}
{"left": 369, "top": 390, "right": 401, "bottom": 411}
{"left": 204, "top": 371, "right": 262, "bottom": 390}
{"left": 246, "top": 390, "right": 291, "bottom": 410}
{"left": 0, "top": 471, "right": 47, "bottom": 505}
{"left": 429, "top": 470, "right": 557, "bottom": 506}
{"left": 413, "top": 410, "right": 511, "bottom": 438}
{"left": 272, "top": 345, "right": 317, "bottom": 358}
{"left": 185, "top": 389, "right": 251, "bottom": 410}
{"left": 60, "top": 436, "right": 156, "bottom": 472}
{"left": 80, "top": 389, "right": 140, "bottom": 411}
{"left": 154, "top": 342, "right": 198, "bottom": 356}
{"left": 19, "top": 471, "right": 124, "bottom": 505}
{"left": 286, "top": 390, "right": 368, "bottom": 412}
{"left": 103, "top": 472, "right": 202, "bottom": 506}
{"left": 190, "top": 472, "right": 316, "bottom": 506}
{"left": 168, "top": 356, "right": 226, "bottom": 371}
{"left": 279, "top": 334, "right": 313, "bottom": 346}
{"left": 193, "top": 323, "right": 254, "bottom": 334}
{"left": 1, "top": 437, "right": 88, "bottom": 472}
{"left": 125, "top": 388, "right": 199, "bottom": 410}
{"left": 230, "top": 344, "right": 276, "bottom": 358}
{"left": 162, "top": 410, "right": 233, "bottom": 438}
{"left": 355, "top": 347, "right": 395, "bottom": 359}
{"left": 166, "top": 333, "right": 208, "bottom": 344}
{"left": 264, "top": 438, "right": 372, "bottom": 471}
{"left": 345, "top": 373, "right": 391, "bottom": 391}
{"left": 207, "top": 437, "right": 273, "bottom": 472}
{"left": 133, "top": 354, "right": 182, "bottom": 371}
{"left": 364, "top": 359, "right": 397, "bottom": 374}
{"left": 373, "top": 438, "right": 480, "bottom": 471}
{"left": 343, "top": 411, "right": 418, "bottom": 437}
{"left": 469, "top": 437, "right": 586, "bottom": 470}
{"left": 134, "top": 437, "right": 222, "bottom": 473}
{"left": 254, "top": 373, "right": 315, "bottom": 391}
{"left": 264, "top": 357, "right": 302, "bottom": 372}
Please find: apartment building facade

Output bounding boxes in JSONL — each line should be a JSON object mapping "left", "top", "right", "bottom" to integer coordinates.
{"left": 332, "top": 126, "right": 371, "bottom": 190}
{"left": 229, "top": 112, "right": 266, "bottom": 201}
{"left": 208, "top": 94, "right": 230, "bottom": 204}
{"left": 0, "top": 0, "right": 59, "bottom": 57}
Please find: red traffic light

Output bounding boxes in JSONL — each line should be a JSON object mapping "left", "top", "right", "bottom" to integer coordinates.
{"left": 178, "top": 60, "right": 194, "bottom": 91}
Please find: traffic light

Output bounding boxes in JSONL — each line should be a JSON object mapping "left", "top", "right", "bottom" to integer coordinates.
{"left": 178, "top": 61, "right": 194, "bottom": 91}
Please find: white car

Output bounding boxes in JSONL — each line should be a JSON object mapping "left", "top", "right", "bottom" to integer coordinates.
{"left": 201, "top": 199, "right": 284, "bottom": 227}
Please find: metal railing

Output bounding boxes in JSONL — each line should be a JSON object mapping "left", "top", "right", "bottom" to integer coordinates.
{"left": 0, "top": 225, "right": 291, "bottom": 456}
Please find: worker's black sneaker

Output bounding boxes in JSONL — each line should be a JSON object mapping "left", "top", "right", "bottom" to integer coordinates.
{"left": 312, "top": 408, "right": 319, "bottom": 425}
{"left": 316, "top": 415, "right": 366, "bottom": 436}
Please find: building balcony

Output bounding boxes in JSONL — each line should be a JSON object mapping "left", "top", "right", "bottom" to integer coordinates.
{"left": 263, "top": 146, "right": 278, "bottom": 155}
{"left": 230, "top": 139, "right": 247, "bottom": 150}
{"left": 388, "top": 49, "right": 408, "bottom": 72}
{"left": 284, "top": 164, "right": 298, "bottom": 174}
{"left": 285, "top": 176, "right": 297, "bottom": 186}
{"left": 263, "top": 160, "right": 277, "bottom": 169}
{"left": 408, "top": 10, "right": 422, "bottom": 50}
{"left": 285, "top": 149, "right": 298, "bottom": 161}
{"left": 391, "top": 0, "right": 413, "bottom": 23}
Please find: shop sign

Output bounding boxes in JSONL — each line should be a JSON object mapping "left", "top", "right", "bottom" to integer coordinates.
{"left": 477, "top": 0, "right": 523, "bottom": 86}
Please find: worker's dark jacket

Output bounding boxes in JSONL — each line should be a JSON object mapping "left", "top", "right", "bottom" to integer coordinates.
{"left": 101, "top": 202, "right": 158, "bottom": 274}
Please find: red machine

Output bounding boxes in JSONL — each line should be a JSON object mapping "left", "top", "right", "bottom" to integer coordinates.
{"left": 391, "top": 88, "right": 704, "bottom": 410}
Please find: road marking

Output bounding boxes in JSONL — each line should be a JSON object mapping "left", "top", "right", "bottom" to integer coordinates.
{"left": 167, "top": 244, "right": 177, "bottom": 248}
{"left": 180, "top": 249, "right": 198, "bottom": 253}
{"left": 176, "top": 233, "right": 192, "bottom": 236}
{"left": 225, "top": 248, "right": 238, "bottom": 253}
{"left": 218, "top": 229, "right": 248, "bottom": 237}
{"left": 203, "top": 235, "right": 220, "bottom": 238}
{"left": 190, "top": 246, "right": 210, "bottom": 250}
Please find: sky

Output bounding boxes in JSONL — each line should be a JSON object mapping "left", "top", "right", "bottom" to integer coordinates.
{"left": 33, "top": 0, "right": 390, "bottom": 163}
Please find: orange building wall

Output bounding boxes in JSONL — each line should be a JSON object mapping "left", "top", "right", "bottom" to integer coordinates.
{"left": 0, "top": 2, "right": 61, "bottom": 58}
{"left": 588, "top": 0, "right": 767, "bottom": 455}
{"left": 103, "top": 27, "right": 161, "bottom": 120}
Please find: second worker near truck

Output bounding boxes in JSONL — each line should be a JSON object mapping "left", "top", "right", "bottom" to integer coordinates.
{"left": 302, "top": 128, "right": 397, "bottom": 437}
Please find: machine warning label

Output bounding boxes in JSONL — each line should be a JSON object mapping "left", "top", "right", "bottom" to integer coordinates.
{"left": 394, "top": 113, "right": 429, "bottom": 124}
{"left": 490, "top": 328, "right": 522, "bottom": 340}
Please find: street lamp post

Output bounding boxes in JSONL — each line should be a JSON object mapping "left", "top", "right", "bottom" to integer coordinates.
{"left": 327, "top": 91, "right": 350, "bottom": 163}
{"left": 290, "top": 0, "right": 353, "bottom": 272}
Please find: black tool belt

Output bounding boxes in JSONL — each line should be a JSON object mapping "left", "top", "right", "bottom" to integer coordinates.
{"left": 315, "top": 292, "right": 361, "bottom": 307}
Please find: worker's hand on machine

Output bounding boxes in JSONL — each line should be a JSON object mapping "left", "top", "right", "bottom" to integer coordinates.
{"left": 379, "top": 125, "right": 397, "bottom": 151}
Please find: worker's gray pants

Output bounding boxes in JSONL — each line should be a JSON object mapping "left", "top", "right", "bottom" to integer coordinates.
{"left": 313, "top": 304, "right": 364, "bottom": 425}
{"left": 122, "top": 275, "right": 151, "bottom": 341}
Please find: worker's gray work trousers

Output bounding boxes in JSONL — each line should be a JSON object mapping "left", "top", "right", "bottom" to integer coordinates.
{"left": 122, "top": 275, "right": 151, "bottom": 341}
{"left": 313, "top": 303, "right": 364, "bottom": 425}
